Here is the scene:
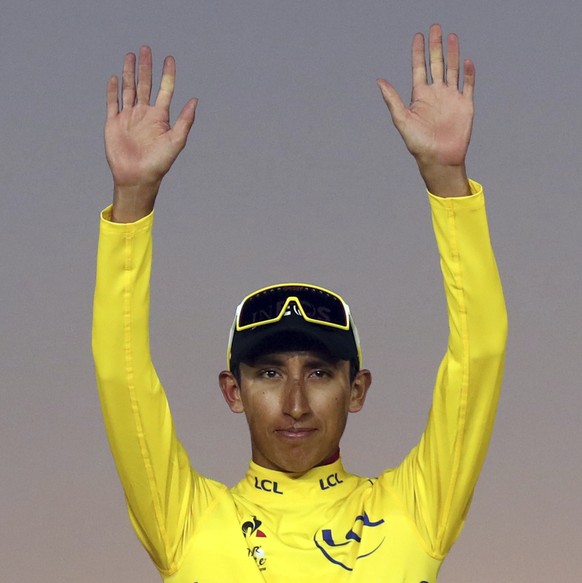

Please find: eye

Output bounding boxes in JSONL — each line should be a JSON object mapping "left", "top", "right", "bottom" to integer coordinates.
{"left": 258, "top": 368, "right": 280, "bottom": 379}
{"left": 309, "top": 369, "right": 331, "bottom": 379}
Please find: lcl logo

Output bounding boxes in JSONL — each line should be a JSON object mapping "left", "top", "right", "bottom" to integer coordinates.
{"left": 253, "top": 477, "right": 284, "bottom": 495}
{"left": 319, "top": 472, "right": 344, "bottom": 490}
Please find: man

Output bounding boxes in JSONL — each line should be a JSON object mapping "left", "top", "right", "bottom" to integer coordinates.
{"left": 93, "top": 24, "right": 507, "bottom": 582}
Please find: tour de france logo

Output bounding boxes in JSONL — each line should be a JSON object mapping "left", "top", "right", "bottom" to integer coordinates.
{"left": 313, "top": 512, "right": 385, "bottom": 571}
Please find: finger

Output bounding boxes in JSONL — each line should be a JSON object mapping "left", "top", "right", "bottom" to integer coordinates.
{"left": 411, "top": 33, "right": 427, "bottom": 89}
{"left": 155, "top": 56, "right": 176, "bottom": 111}
{"left": 106, "top": 75, "right": 119, "bottom": 119}
{"left": 171, "top": 98, "right": 198, "bottom": 149}
{"left": 462, "top": 58, "right": 476, "bottom": 99}
{"left": 136, "top": 46, "right": 153, "bottom": 105}
{"left": 428, "top": 23, "right": 444, "bottom": 83}
{"left": 121, "top": 52, "right": 136, "bottom": 109}
{"left": 377, "top": 79, "right": 408, "bottom": 129}
{"left": 445, "top": 33, "right": 460, "bottom": 88}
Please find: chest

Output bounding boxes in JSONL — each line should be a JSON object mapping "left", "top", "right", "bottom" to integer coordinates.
{"left": 167, "top": 490, "right": 441, "bottom": 583}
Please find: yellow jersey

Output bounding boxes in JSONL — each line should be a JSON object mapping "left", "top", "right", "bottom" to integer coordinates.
{"left": 92, "top": 181, "right": 507, "bottom": 582}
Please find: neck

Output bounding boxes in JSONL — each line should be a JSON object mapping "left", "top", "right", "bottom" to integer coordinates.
{"left": 317, "top": 449, "right": 340, "bottom": 467}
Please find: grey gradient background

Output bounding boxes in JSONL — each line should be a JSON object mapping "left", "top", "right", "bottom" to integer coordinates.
{"left": 1, "top": 0, "right": 581, "bottom": 581}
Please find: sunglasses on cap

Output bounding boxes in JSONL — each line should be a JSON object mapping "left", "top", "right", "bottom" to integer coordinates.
{"left": 234, "top": 283, "right": 352, "bottom": 331}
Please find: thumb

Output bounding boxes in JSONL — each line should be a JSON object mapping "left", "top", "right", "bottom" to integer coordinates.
{"left": 170, "top": 98, "right": 198, "bottom": 151}
{"left": 376, "top": 79, "right": 407, "bottom": 129}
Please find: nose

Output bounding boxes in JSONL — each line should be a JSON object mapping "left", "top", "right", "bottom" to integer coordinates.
{"left": 282, "top": 378, "right": 311, "bottom": 420}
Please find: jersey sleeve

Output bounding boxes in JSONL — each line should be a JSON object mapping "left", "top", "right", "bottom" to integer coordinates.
{"left": 380, "top": 181, "right": 508, "bottom": 558}
{"left": 92, "top": 207, "right": 226, "bottom": 577}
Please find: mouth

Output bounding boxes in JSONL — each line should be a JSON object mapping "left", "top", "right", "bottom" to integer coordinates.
{"left": 276, "top": 428, "right": 317, "bottom": 439}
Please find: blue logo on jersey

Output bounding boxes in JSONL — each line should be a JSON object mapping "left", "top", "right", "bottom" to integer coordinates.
{"left": 313, "top": 512, "right": 385, "bottom": 571}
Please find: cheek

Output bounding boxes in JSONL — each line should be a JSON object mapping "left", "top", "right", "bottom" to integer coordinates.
{"left": 312, "top": 391, "right": 351, "bottom": 421}
{"left": 243, "top": 390, "right": 279, "bottom": 422}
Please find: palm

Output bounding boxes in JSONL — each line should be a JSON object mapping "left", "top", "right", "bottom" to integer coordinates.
{"left": 106, "top": 102, "right": 177, "bottom": 187}
{"left": 398, "top": 82, "right": 473, "bottom": 167}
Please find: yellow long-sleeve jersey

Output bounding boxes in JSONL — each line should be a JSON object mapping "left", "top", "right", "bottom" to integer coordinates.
{"left": 92, "top": 181, "right": 507, "bottom": 582}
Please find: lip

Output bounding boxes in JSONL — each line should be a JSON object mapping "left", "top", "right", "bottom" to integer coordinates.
{"left": 276, "top": 428, "right": 317, "bottom": 439}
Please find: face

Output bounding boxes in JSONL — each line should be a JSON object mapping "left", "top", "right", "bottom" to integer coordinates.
{"left": 219, "top": 351, "right": 371, "bottom": 474}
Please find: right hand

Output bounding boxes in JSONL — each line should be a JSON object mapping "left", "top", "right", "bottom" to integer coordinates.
{"left": 105, "top": 46, "right": 197, "bottom": 222}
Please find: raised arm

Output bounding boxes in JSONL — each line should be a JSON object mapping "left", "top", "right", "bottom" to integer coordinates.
{"left": 94, "top": 50, "right": 224, "bottom": 576}
{"left": 377, "top": 26, "right": 507, "bottom": 557}
{"left": 377, "top": 23, "right": 474, "bottom": 198}
{"left": 105, "top": 46, "right": 197, "bottom": 222}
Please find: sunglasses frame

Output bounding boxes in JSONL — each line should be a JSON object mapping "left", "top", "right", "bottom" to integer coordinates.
{"left": 234, "top": 283, "right": 352, "bottom": 332}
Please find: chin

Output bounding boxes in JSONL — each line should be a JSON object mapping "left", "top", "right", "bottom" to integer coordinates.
{"left": 275, "top": 452, "right": 322, "bottom": 474}
{"left": 281, "top": 462, "right": 313, "bottom": 474}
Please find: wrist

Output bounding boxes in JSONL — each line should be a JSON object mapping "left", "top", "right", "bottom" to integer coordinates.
{"left": 111, "top": 182, "right": 160, "bottom": 223}
{"left": 416, "top": 162, "right": 471, "bottom": 198}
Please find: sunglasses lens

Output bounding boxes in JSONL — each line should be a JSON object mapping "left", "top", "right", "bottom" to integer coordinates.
{"left": 238, "top": 286, "right": 348, "bottom": 329}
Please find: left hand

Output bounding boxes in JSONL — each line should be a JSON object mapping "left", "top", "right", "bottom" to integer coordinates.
{"left": 377, "top": 24, "right": 474, "bottom": 197}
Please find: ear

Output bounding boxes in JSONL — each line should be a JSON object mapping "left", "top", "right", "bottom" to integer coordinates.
{"left": 348, "top": 369, "right": 372, "bottom": 413}
{"left": 219, "top": 370, "right": 245, "bottom": 413}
